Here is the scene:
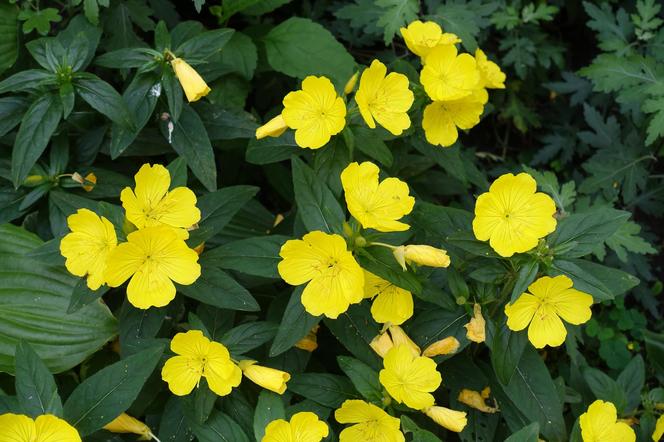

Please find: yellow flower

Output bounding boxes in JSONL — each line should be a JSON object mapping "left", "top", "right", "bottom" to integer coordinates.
{"left": 475, "top": 49, "right": 506, "bottom": 89}
{"left": 262, "top": 412, "right": 329, "bottom": 442}
{"left": 472, "top": 172, "right": 557, "bottom": 257}
{"left": 422, "top": 406, "right": 468, "bottom": 432}
{"left": 653, "top": 414, "right": 664, "bottom": 442}
{"left": 341, "top": 161, "right": 415, "bottom": 232}
{"left": 238, "top": 360, "right": 290, "bottom": 394}
{"left": 103, "top": 413, "right": 153, "bottom": 440}
{"left": 161, "top": 330, "right": 241, "bottom": 397}
{"left": 60, "top": 208, "right": 117, "bottom": 290}
{"left": 364, "top": 271, "right": 414, "bottom": 325}
{"left": 295, "top": 325, "right": 319, "bottom": 352}
{"left": 278, "top": 231, "right": 364, "bottom": 318}
{"left": 400, "top": 20, "right": 461, "bottom": 59}
{"left": 420, "top": 45, "right": 479, "bottom": 101}
{"left": 580, "top": 400, "right": 636, "bottom": 442}
{"left": 256, "top": 114, "right": 288, "bottom": 140}
{"left": 335, "top": 400, "right": 405, "bottom": 442}
{"left": 282, "top": 76, "right": 346, "bottom": 149}
{"left": 464, "top": 303, "right": 486, "bottom": 343}
{"left": 344, "top": 71, "right": 359, "bottom": 95}
{"left": 105, "top": 226, "right": 201, "bottom": 309}
{"left": 355, "top": 60, "right": 414, "bottom": 135}
{"left": 393, "top": 244, "right": 450, "bottom": 271}
{"left": 121, "top": 163, "right": 201, "bottom": 231}
{"left": 422, "top": 95, "right": 484, "bottom": 147}
{"left": 505, "top": 275, "right": 593, "bottom": 348}
{"left": 422, "top": 336, "right": 460, "bottom": 357}
{"left": 379, "top": 344, "right": 441, "bottom": 410}
{"left": 0, "top": 413, "right": 81, "bottom": 442}
{"left": 171, "top": 57, "right": 211, "bottom": 102}
{"left": 457, "top": 389, "right": 499, "bottom": 413}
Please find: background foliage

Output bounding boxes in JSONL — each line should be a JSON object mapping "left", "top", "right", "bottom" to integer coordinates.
{"left": 0, "top": 0, "right": 662, "bottom": 441}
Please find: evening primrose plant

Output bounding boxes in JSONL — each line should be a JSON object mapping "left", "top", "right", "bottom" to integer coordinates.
{"left": 1, "top": 3, "right": 661, "bottom": 442}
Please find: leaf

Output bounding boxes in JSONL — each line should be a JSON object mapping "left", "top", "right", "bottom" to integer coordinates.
{"left": 510, "top": 260, "right": 539, "bottom": 303}
{"left": 63, "top": 344, "right": 164, "bottom": 436}
{"left": 0, "top": 4, "right": 19, "bottom": 75}
{"left": 616, "top": 355, "right": 645, "bottom": 413}
{"left": 246, "top": 132, "right": 300, "bottom": 165}
{"left": 270, "top": 286, "right": 320, "bottom": 357}
{"left": 287, "top": 373, "right": 359, "bottom": 408}
{"left": 434, "top": 0, "right": 497, "bottom": 52}
{"left": 263, "top": 17, "right": 355, "bottom": 86}
{"left": 291, "top": 157, "right": 345, "bottom": 234}
{"left": 15, "top": 341, "right": 62, "bottom": 417}
{"left": 176, "top": 28, "right": 234, "bottom": 60}
{"left": 582, "top": 2, "right": 633, "bottom": 53}
{"left": 221, "top": 321, "right": 277, "bottom": 356}
{"left": 253, "top": 391, "right": 285, "bottom": 442}
{"left": 0, "top": 224, "right": 117, "bottom": 374}
{"left": 217, "top": 32, "right": 258, "bottom": 80}
{"left": 324, "top": 303, "right": 382, "bottom": 370}
{"left": 583, "top": 367, "right": 627, "bottom": 413}
{"left": 19, "top": 8, "right": 62, "bottom": 35}
{"left": 605, "top": 221, "right": 656, "bottom": 262}
{"left": 491, "top": 321, "right": 528, "bottom": 385}
{"left": 0, "top": 97, "right": 28, "bottom": 137}
{"left": 200, "top": 103, "right": 258, "bottom": 140}
{"left": 352, "top": 126, "right": 393, "bottom": 167}
{"left": 161, "top": 105, "right": 217, "bottom": 192}
{"left": 375, "top": 0, "right": 419, "bottom": 45}
{"left": 158, "top": 397, "right": 194, "bottom": 442}
{"left": 74, "top": 74, "right": 134, "bottom": 129}
{"left": 505, "top": 422, "right": 541, "bottom": 442}
{"left": 202, "top": 235, "right": 287, "bottom": 278}
{"left": 337, "top": 356, "right": 383, "bottom": 404}
{"left": 67, "top": 279, "right": 108, "bottom": 314}
{"left": 551, "top": 259, "right": 639, "bottom": 301}
{"left": 11, "top": 94, "right": 62, "bottom": 187}
{"left": 179, "top": 264, "right": 259, "bottom": 311}
{"left": 192, "top": 411, "right": 250, "bottom": 442}
{"left": 356, "top": 246, "right": 422, "bottom": 294}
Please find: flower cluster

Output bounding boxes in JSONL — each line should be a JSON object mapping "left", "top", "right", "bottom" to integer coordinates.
{"left": 401, "top": 20, "right": 505, "bottom": 147}
{"left": 60, "top": 163, "right": 202, "bottom": 309}
{"left": 278, "top": 161, "right": 449, "bottom": 320}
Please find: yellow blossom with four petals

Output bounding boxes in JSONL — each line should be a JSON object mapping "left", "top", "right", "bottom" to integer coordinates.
{"left": 278, "top": 231, "right": 364, "bottom": 318}
{"left": 0, "top": 413, "right": 81, "bottom": 442}
{"left": 400, "top": 20, "right": 461, "bottom": 59}
{"left": 60, "top": 208, "right": 117, "bottom": 290}
{"left": 282, "top": 76, "right": 347, "bottom": 149}
{"left": 422, "top": 95, "right": 485, "bottom": 147}
{"left": 341, "top": 161, "right": 415, "bottom": 232}
{"left": 505, "top": 275, "right": 593, "bottom": 348}
{"left": 161, "top": 330, "right": 241, "bottom": 397}
{"left": 355, "top": 59, "right": 414, "bottom": 135}
{"left": 420, "top": 45, "right": 479, "bottom": 101}
{"left": 262, "top": 412, "right": 329, "bottom": 442}
{"left": 335, "top": 400, "right": 405, "bottom": 442}
{"left": 579, "top": 400, "right": 636, "bottom": 442}
{"left": 472, "top": 172, "right": 557, "bottom": 257}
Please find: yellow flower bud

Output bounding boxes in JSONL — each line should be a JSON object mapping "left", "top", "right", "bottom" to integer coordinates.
{"left": 423, "top": 406, "right": 467, "bottom": 432}
{"left": 388, "top": 325, "right": 420, "bottom": 357}
{"left": 422, "top": 336, "right": 460, "bottom": 357}
{"left": 295, "top": 325, "right": 319, "bottom": 352}
{"left": 457, "top": 389, "right": 499, "bottom": 413}
{"left": 238, "top": 360, "right": 290, "bottom": 394}
{"left": 170, "top": 58, "right": 211, "bottom": 102}
{"left": 103, "top": 413, "right": 152, "bottom": 440}
{"left": 407, "top": 245, "right": 451, "bottom": 268}
{"left": 343, "top": 71, "right": 359, "bottom": 95}
{"left": 256, "top": 114, "right": 288, "bottom": 140}
{"left": 370, "top": 331, "right": 394, "bottom": 358}
{"left": 464, "top": 303, "right": 486, "bottom": 343}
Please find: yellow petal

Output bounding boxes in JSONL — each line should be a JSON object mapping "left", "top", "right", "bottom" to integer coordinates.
{"left": 380, "top": 345, "right": 440, "bottom": 410}
{"left": 420, "top": 45, "right": 479, "bottom": 101}
{"left": 527, "top": 304, "right": 567, "bottom": 348}
{"left": 256, "top": 114, "right": 288, "bottom": 139}
{"left": 103, "top": 413, "right": 151, "bottom": 440}
{"left": 580, "top": 400, "right": 636, "bottom": 442}
{"left": 422, "top": 336, "right": 460, "bottom": 357}
{"left": 475, "top": 48, "right": 506, "bottom": 89}
{"left": 239, "top": 360, "right": 290, "bottom": 394}
{"left": 161, "top": 355, "right": 202, "bottom": 396}
{"left": 464, "top": 303, "right": 486, "bottom": 343}
{"left": 171, "top": 58, "right": 211, "bottom": 102}
{"left": 505, "top": 293, "right": 539, "bottom": 331}
{"left": 457, "top": 389, "right": 499, "bottom": 413}
{"left": 370, "top": 283, "right": 414, "bottom": 325}
{"left": 344, "top": 72, "right": 359, "bottom": 95}
{"left": 289, "top": 412, "right": 329, "bottom": 442}
{"left": 261, "top": 419, "right": 292, "bottom": 442}
{"left": 652, "top": 414, "right": 664, "bottom": 442}
{"left": 0, "top": 413, "right": 36, "bottom": 442}
{"left": 204, "top": 341, "right": 242, "bottom": 396}
{"left": 404, "top": 244, "right": 450, "bottom": 268}
{"left": 369, "top": 331, "right": 395, "bottom": 358}
{"left": 170, "top": 330, "right": 211, "bottom": 357}
{"left": 33, "top": 415, "right": 81, "bottom": 442}
{"left": 387, "top": 325, "right": 421, "bottom": 356}
{"left": 127, "top": 265, "right": 177, "bottom": 309}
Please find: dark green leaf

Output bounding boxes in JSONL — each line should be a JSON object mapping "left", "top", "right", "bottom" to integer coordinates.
{"left": 179, "top": 264, "right": 259, "bottom": 311}
{"left": 176, "top": 28, "right": 234, "bottom": 60}
{"left": 74, "top": 74, "right": 134, "bottom": 129}
{"left": 202, "top": 235, "right": 287, "bottom": 278}
{"left": 337, "top": 356, "right": 383, "bottom": 404}
{"left": 356, "top": 246, "right": 422, "bottom": 294}
{"left": 15, "top": 341, "right": 62, "bottom": 417}
{"left": 287, "top": 373, "right": 359, "bottom": 408}
{"left": 0, "top": 3, "right": 19, "bottom": 75}
{"left": 505, "top": 422, "right": 541, "bottom": 442}
{"left": 270, "top": 286, "right": 320, "bottom": 357}
{"left": 221, "top": 321, "right": 278, "bottom": 356}
{"left": 192, "top": 411, "right": 250, "bottom": 442}
{"left": 253, "top": 391, "right": 285, "bottom": 441}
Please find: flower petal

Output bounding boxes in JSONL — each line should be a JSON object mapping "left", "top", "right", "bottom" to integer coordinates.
{"left": 161, "top": 355, "right": 202, "bottom": 396}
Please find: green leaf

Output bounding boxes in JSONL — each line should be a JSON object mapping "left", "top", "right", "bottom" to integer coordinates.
{"left": 202, "top": 235, "right": 287, "bottom": 278}
{"left": 505, "top": 422, "right": 541, "bottom": 442}
{"left": 158, "top": 397, "right": 193, "bottom": 442}
{"left": 583, "top": 367, "right": 627, "bottom": 413}
{"left": 176, "top": 28, "right": 234, "bottom": 60}
{"left": 200, "top": 103, "right": 258, "bottom": 140}
{"left": 356, "top": 246, "right": 422, "bottom": 294}
{"left": 434, "top": 1, "right": 497, "bottom": 52}
{"left": 181, "top": 379, "right": 216, "bottom": 425}
{"left": 94, "top": 47, "right": 155, "bottom": 69}
{"left": 15, "top": 341, "right": 62, "bottom": 417}
{"left": 324, "top": 303, "right": 382, "bottom": 370}
{"left": 0, "top": 3, "right": 19, "bottom": 75}
{"left": 401, "top": 415, "right": 442, "bottom": 441}
{"left": 162, "top": 68, "right": 183, "bottom": 123}
{"left": 375, "top": 0, "right": 419, "bottom": 45}
{"left": 616, "top": 355, "right": 645, "bottom": 413}
{"left": 0, "top": 97, "right": 29, "bottom": 137}
{"left": 118, "top": 303, "right": 166, "bottom": 357}
{"left": 287, "top": 373, "right": 359, "bottom": 408}
{"left": 263, "top": 17, "right": 355, "bottom": 86}
{"left": 510, "top": 260, "right": 539, "bottom": 303}
{"left": 246, "top": 132, "right": 300, "bottom": 165}
{"left": 270, "top": 286, "right": 320, "bottom": 357}
{"left": 179, "top": 264, "right": 259, "bottom": 311}
{"left": 352, "top": 126, "right": 393, "bottom": 167}
{"left": 74, "top": 74, "right": 134, "bottom": 129}
{"left": 0, "top": 224, "right": 116, "bottom": 374}
{"left": 551, "top": 259, "right": 639, "bottom": 301}
{"left": 0, "top": 70, "right": 55, "bottom": 95}
{"left": 291, "top": 157, "right": 345, "bottom": 234}
{"left": 19, "top": 8, "right": 62, "bottom": 35}
{"left": 63, "top": 344, "right": 164, "bottom": 436}
{"left": 491, "top": 321, "right": 528, "bottom": 385}
{"left": 11, "top": 94, "right": 62, "bottom": 187}
{"left": 217, "top": 32, "right": 257, "bottom": 80}
{"left": 67, "top": 279, "right": 109, "bottom": 314}
{"left": 192, "top": 411, "right": 250, "bottom": 442}
{"left": 605, "top": 221, "right": 656, "bottom": 262}
{"left": 221, "top": 321, "right": 277, "bottom": 356}
{"left": 253, "top": 391, "right": 285, "bottom": 442}
{"left": 337, "top": 356, "right": 383, "bottom": 404}
{"left": 161, "top": 105, "right": 217, "bottom": 192}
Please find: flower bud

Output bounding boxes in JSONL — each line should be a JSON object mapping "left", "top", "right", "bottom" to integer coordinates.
{"left": 458, "top": 389, "right": 498, "bottom": 413}
{"left": 170, "top": 58, "right": 211, "bottom": 102}
{"left": 256, "top": 114, "right": 288, "bottom": 139}
{"left": 422, "top": 336, "right": 460, "bottom": 357}
{"left": 103, "top": 413, "right": 152, "bottom": 440}
{"left": 423, "top": 406, "right": 467, "bottom": 432}
{"left": 404, "top": 245, "right": 450, "bottom": 268}
{"left": 343, "top": 71, "right": 359, "bottom": 95}
{"left": 295, "top": 325, "right": 319, "bottom": 352}
{"left": 238, "top": 360, "right": 290, "bottom": 394}
{"left": 464, "top": 303, "right": 486, "bottom": 343}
